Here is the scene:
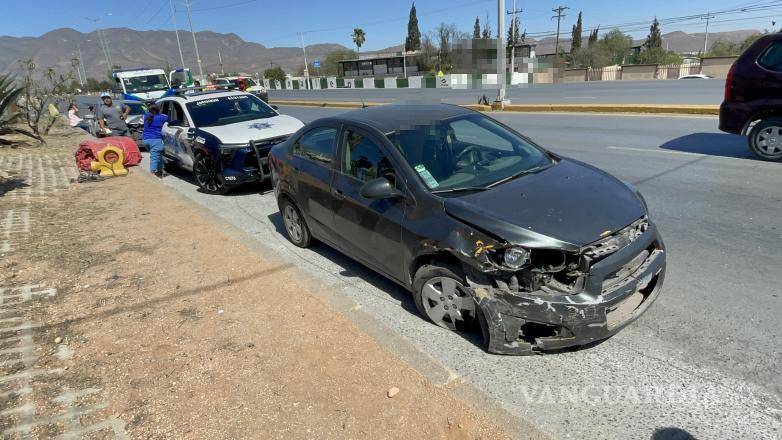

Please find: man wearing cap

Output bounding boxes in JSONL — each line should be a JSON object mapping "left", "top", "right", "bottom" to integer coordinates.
{"left": 96, "top": 93, "right": 131, "bottom": 137}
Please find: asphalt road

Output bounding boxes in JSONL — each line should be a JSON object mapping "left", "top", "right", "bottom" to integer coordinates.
{"left": 143, "top": 107, "right": 781, "bottom": 439}
{"left": 269, "top": 79, "right": 725, "bottom": 105}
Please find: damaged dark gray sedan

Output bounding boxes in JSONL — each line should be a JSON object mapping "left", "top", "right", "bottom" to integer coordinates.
{"left": 269, "top": 104, "right": 665, "bottom": 355}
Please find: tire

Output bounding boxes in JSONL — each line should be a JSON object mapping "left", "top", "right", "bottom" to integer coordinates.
{"left": 748, "top": 118, "right": 782, "bottom": 162}
{"left": 412, "top": 263, "right": 477, "bottom": 331}
{"left": 279, "top": 197, "right": 311, "bottom": 248}
{"left": 193, "top": 153, "right": 229, "bottom": 195}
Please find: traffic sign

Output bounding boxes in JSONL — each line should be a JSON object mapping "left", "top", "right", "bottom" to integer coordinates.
{"left": 313, "top": 60, "right": 320, "bottom": 68}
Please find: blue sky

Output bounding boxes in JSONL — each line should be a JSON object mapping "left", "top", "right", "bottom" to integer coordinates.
{"left": 1, "top": 0, "right": 779, "bottom": 50}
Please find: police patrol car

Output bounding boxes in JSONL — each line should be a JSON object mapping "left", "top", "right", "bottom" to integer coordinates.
{"left": 157, "top": 88, "right": 303, "bottom": 194}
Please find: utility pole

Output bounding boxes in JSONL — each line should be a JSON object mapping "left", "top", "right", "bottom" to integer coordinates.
{"left": 183, "top": 0, "right": 204, "bottom": 81}
{"left": 702, "top": 12, "right": 716, "bottom": 54}
{"left": 169, "top": 0, "right": 186, "bottom": 69}
{"left": 299, "top": 32, "right": 310, "bottom": 89}
{"left": 551, "top": 5, "right": 569, "bottom": 56}
{"left": 218, "top": 49, "right": 224, "bottom": 75}
{"left": 84, "top": 18, "right": 112, "bottom": 74}
{"left": 76, "top": 42, "right": 88, "bottom": 85}
{"left": 496, "top": 0, "right": 507, "bottom": 107}
{"left": 506, "top": 0, "right": 522, "bottom": 76}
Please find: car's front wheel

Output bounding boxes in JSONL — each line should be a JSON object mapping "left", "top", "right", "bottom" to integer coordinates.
{"left": 748, "top": 118, "right": 782, "bottom": 162}
{"left": 413, "top": 263, "right": 477, "bottom": 331}
{"left": 279, "top": 198, "right": 311, "bottom": 247}
{"left": 193, "top": 153, "right": 229, "bottom": 194}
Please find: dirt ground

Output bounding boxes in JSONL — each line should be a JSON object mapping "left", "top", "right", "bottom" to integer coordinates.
{"left": 0, "top": 129, "right": 524, "bottom": 439}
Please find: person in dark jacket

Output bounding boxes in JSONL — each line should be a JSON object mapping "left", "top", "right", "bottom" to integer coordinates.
{"left": 141, "top": 103, "right": 169, "bottom": 178}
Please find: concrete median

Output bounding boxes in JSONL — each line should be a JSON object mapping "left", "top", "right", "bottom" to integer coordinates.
{"left": 270, "top": 99, "right": 719, "bottom": 115}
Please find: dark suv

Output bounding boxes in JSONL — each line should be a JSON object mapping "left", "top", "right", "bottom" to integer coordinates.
{"left": 720, "top": 33, "right": 782, "bottom": 161}
{"left": 269, "top": 104, "right": 666, "bottom": 355}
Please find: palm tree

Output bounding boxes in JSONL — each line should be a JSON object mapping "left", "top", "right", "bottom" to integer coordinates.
{"left": 352, "top": 28, "right": 366, "bottom": 57}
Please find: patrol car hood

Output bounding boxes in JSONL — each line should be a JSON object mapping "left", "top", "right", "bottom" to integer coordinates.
{"left": 198, "top": 114, "right": 303, "bottom": 144}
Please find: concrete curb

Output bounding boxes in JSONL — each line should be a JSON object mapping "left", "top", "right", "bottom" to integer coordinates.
{"left": 271, "top": 100, "right": 719, "bottom": 115}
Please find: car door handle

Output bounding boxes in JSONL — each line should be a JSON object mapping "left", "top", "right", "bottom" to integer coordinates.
{"left": 331, "top": 188, "right": 345, "bottom": 200}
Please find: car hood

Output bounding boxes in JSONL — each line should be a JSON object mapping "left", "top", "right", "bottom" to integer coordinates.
{"left": 443, "top": 159, "right": 645, "bottom": 248}
{"left": 199, "top": 114, "right": 303, "bottom": 144}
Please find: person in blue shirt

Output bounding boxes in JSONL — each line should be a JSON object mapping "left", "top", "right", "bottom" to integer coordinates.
{"left": 141, "top": 103, "right": 168, "bottom": 178}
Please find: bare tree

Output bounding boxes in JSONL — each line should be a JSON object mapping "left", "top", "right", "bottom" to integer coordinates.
{"left": 16, "top": 59, "right": 74, "bottom": 144}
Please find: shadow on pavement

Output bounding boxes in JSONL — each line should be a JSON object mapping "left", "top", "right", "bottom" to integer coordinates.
{"left": 266, "top": 211, "right": 423, "bottom": 321}
{"left": 0, "top": 179, "right": 30, "bottom": 197}
{"left": 161, "top": 162, "right": 271, "bottom": 196}
{"left": 651, "top": 427, "right": 697, "bottom": 440}
{"left": 265, "top": 211, "right": 618, "bottom": 356}
{"left": 660, "top": 132, "right": 754, "bottom": 159}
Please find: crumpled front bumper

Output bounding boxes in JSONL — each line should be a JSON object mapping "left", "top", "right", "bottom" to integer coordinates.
{"left": 470, "top": 223, "right": 666, "bottom": 355}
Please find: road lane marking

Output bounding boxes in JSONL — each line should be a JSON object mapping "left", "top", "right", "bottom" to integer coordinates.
{"left": 607, "top": 146, "right": 707, "bottom": 157}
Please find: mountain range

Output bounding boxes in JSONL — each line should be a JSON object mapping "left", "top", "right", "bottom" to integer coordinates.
{"left": 0, "top": 27, "right": 761, "bottom": 79}
{"left": 0, "top": 28, "right": 348, "bottom": 79}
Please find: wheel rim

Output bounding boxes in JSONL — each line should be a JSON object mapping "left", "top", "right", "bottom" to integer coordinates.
{"left": 194, "top": 155, "right": 223, "bottom": 192}
{"left": 756, "top": 125, "right": 782, "bottom": 158}
{"left": 421, "top": 277, "right": 476, "bottom": 330}
{"left": 283, "top": 204, "right": 303, "bottom": 243}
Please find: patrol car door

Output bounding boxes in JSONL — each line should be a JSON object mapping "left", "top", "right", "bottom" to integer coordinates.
{"left": 160, "top": 101, "right": 178, "bottom": 161}
{"left": 167, "top": 101, "right": 195, "bottom": 169}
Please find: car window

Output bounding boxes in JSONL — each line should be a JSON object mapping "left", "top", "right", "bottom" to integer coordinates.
{"left": 341, "top": 129, "right": 396, "bottom": 184}
{"left": 186, "top": 94, "right": 276, "bottom": 127}
{"left": 170, "top": 102, "right": 189, "bottom": 126}
{"left": 386, "top": 113, "right": 549, "bottom": 191}
{"left": 449, "top": 119, "right": 513, "bottom": 151}
{"left": 758, "top": 41, "right": 782, "bottom": 72}
{"left": 293, "top": 127, "right": 336, "bottom": 165}
{"left": 160, "top": 101, "right": 170, "bottom": 118}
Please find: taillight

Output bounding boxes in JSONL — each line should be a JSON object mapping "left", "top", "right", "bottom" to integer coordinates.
{"left": 724, "top": 63, "right": 737, "bottom": 102}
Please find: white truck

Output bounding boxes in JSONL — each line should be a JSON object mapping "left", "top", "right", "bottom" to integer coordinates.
{"left": 112, "top": 68, "right": 171, "bottom": 101}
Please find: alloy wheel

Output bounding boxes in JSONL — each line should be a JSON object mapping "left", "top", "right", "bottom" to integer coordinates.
{"left": 283, "top": 204, "right": 303, "bottom": 243}
{"left": 421, "top": 277, "right": 476, "bottom": 330}
{"left": 756, "top": 125, "right": 782, "bottom": 158}
{"left": 193, "top": 155, "right": 223, "bottom": 193}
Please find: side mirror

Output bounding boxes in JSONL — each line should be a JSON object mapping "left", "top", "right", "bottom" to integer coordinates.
{"left": 360, "top": 177, "right": 404, "bottom": 200}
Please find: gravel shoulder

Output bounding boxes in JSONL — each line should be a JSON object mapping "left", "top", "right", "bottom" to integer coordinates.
{"left": 0, "top": 138, "right": 540, "bottom": 439}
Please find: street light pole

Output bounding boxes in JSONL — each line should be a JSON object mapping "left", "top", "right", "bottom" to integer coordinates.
{"left": 169, "top": 0, "right": 186, "bottom": 69}
{"left": 300, "top": 32, "right": 310, "bottom": 89}
{"left": 85, "top": 18, "right": 111, "bottom": 74}
{"left": 183, "top": 0, "right": 204, "bottom": 81}
{"left": 76, "top": 42, "right": 89, "bottom": 85}
{"left": 496, "top": 0, "right": 507, "bottom": 107}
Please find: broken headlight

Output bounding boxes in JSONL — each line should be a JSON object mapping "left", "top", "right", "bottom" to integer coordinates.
{"left": 503, "top": 247, "right": 531, "bottom": 269}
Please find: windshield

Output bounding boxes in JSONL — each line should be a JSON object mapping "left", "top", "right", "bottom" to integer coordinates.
{"left": 124, "top": 103, "right": 147, "bottom": 115}
{"left": 122, "top": 74, "right": 169, "bottom": 93}
{"left": 386, "top": 114, "right": 551, "bottom": 192}
{"left": 228, "top": 78, "right": 257, "bottom": 87}
{"left": 186, "top": 94, "right": 277, "bottom": 127}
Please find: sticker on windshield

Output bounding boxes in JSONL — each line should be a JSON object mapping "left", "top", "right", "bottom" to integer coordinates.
{"left": 414, "top": 164, "right": 439, "bottom": 188}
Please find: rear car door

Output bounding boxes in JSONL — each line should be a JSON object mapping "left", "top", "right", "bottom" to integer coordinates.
{"left": 289, "top": 125, "right": 339, "bottom": 243}
{"left": 330, "top": 126, "right": 406, "bottom": 282}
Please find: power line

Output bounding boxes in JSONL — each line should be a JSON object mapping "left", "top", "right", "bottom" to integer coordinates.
{"left": 189, "top": 0, "right": 259, "bottom": 12}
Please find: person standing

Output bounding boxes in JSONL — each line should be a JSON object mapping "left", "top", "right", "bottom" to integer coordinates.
{"left": 141, "top": 103, "right": 168, "bottom": 178}
{"left": 96, "top": 92, "right": 131, "bottom": 137}
{"left": 67, "top": 102, "right": 92, "bottom": 134}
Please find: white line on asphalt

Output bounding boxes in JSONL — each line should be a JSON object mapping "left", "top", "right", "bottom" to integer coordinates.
{"left": 606, "top": 146, "right": 706, "bottom": 157}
